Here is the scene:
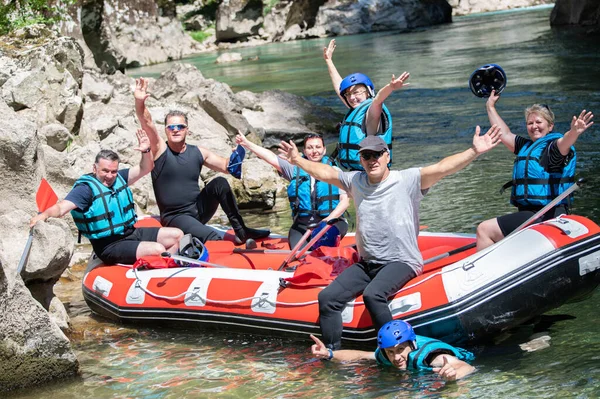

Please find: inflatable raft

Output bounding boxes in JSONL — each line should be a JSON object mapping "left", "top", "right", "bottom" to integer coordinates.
{"left": 83, "top": 215, "right": 600, "bottom": 346}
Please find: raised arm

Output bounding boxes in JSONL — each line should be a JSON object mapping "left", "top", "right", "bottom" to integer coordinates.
{"left": 365, "top": 72, "right": 410, "bottom": 135}
{"left": 486, "top": 90, "right": 516, "bottom": 152}
{"left": 278, "top": 140, "right": 343, "bottom": 189}
{"left": 127, "top": 129, "right": 154, "bottom": 185}
{"left": 310, "top": 334, "right": 375, "bottom": 363}
{"left": 29, "top": 199, "right": 77, "bottom": 228}
{"left": 421, "top": 125, "right": 501, "bottom": 190}
{"left": 556, "top": 110, "right": 594, "bottom": 155}
{"left": 323, "top": 39, "right": 345, "bottom": 105}
{"left": 235, "top": 133, "right": 283, "bottom": 173}
{"left": 134, "top": 77, "right": 166, "bottom": 157}
{"left": 431, "top": 355, "right": 476, "bottom": 381}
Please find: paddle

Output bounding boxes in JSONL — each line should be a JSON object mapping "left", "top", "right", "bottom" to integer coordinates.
{"left": 17, "top": 179, "right": 59, "bottom": 274}
{"left": 278, "top": 218, "right": 341, "bottom": 271}
{"left": 277, "top": 222, "right": 319, "bottom": 271}
{"left": 423, "top": 178, "right": 582, "bottom": 266}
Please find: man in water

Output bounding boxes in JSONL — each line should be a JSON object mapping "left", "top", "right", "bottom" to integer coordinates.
{"left": 29, "top": 129, "right": 183, "bottom": 264}
{"left": 134, "top": 78, "right": 270, "bottom": 245}
{"left": 279, "top": 126, "right": 501, "bottom": 350}
{"left": 310, "top": 320, "right": 476, "bottom": 381}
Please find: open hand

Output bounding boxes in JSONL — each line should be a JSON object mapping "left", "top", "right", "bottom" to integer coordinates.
{"left": 389, "top": 72, "right": 410, "bottom": 91}
{"left": 432, "top": 356, "right": 458, "bottom": 381}
{"left": 133, "top": 129, "right": 151, "bottom": 153}
{"left": 310, "top": 334, "right": 331, "bottom": 359}
{"left": 134, "top": 78, "right": 150, "bottom": 103}
{"left": 472, "top": 124, "right": 501, "bottom": 155}
{"left": 570, "top": 109, "right": 594, "bottom": 136}
{"left": 278, "top": 140, "right": 301, "bottom": 165}
{"left": 323, "top": 39, "right": 336, "bottom": 61}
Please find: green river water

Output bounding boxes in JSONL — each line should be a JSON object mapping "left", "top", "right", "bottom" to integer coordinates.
{"left": 12, "top": 5, "right": 600, "bottom": 398}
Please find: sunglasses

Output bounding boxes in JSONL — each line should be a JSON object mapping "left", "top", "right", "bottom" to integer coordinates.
{"left": 166, "top": 124, "right": 188, "bottom": 132}
{"left": 360, "top": 150, "right": 386, "bottom": 161}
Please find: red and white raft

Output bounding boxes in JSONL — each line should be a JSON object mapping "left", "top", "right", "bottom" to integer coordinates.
{"left": 82, "top": 215, "right": 600, "bottom": 346}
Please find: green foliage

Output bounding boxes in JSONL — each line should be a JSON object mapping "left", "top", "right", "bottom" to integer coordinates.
{"left": 0, "top": 0, "right": 75, "bottom": 36}
{"left": 190, "top": 26, "right": 215, "bottom": 43}
{"left": 263, "top": 0, "right": 280, "bottom": 16}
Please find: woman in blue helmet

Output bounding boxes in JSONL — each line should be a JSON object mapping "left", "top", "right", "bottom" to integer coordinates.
{"left": 476, "top": 90, "right": 594, "bottom": 250}
{"left": 323, "top": 39, "right": 410, "bottom": 170}
{"left": 235, "top": 132, "right": 349, "bottom": 249}
{"left": 310, "top": 320, "right": 475, "bottom": 381}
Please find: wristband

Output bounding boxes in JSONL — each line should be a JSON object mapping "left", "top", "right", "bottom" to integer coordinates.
{"left": 326, "top": 348, "right": 334, "bottom": 361}
{"left": 141, "top": 148, "right": 151, "bottom": 153}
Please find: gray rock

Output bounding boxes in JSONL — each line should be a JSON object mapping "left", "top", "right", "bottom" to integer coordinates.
{"left": 79, "top": 100, "right": 133, "bottom": 142}
{"left": 39, "top": 123, "right": 74, "bottom": 152}
{"left": 82, "top": 73, "right": 115, "bottom": 103}
{"left": 242, "top": 90, "right": 342, "bottom": 148}
{"left": 0, "top": 106, "right": 42, "bottom": 217}
{"left": 449, "top": 1, "right": 554, "bottom": 16}
{"left": 216, "top": 52, "right": 243, "bottom": 63}
{"left": 216, "top": 0, "right": 264, "bottom": 42}
{"left": 0, "top": 263, "right": 79, "bottom": 391}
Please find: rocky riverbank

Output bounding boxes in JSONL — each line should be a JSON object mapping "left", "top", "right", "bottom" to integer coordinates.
{"left": 0, "top": 25, "right": 340, "bottom": 392}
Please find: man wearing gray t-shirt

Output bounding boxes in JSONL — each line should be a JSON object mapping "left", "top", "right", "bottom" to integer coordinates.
{"left": 279, "top": 125, "right": 502, "bottom": 350}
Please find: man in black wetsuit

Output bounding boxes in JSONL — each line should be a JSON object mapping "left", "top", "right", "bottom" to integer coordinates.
{"left": 134, "top": 78, "right": 270, "bottom": 245}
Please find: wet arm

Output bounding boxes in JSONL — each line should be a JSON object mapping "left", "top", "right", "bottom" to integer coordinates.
{"left": 431, "top": 355, "right": 476, "bottom": 381}
{"left": 236, "top": 134, "right": 282, "bottom": 173}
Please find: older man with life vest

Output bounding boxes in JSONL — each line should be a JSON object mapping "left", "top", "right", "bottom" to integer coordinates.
{"left": 134, "top": 78, "right": 270, "bottom": 245}
{"left": 235, "top": 132, "right": 349, "bottom": 249}
{"left": 323, "top": 39, "right": 409, "bottom": 170}
{"left": 279, "top": 125, "right": 502, "bottom": 351}
{"left": 310, "top": 320, "right": 476, "bottom": 381}
{"left": 476, "top": 90, "right": 594, "bottom": 250}
{"left": 29, "top": 129, "right": 184, "bottom": 265}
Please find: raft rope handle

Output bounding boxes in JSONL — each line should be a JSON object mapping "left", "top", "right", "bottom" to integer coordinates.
{"left": 130, "top": 227, "right": 530, "bottom": 307}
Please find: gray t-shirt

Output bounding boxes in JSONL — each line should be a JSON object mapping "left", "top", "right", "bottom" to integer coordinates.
{"left": 338, "top": 168, "right": 425, "bottom": 274}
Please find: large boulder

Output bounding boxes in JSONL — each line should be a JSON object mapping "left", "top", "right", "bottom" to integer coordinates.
{"left": 308, "top": 0, "right": 452, "bottom": 37}
{"left": 550, "top": 0, "right": 600, "bottom": 28}
{"left": 0, "top": 264, "right": 79, "bottom": 392}
{"left": 75, "top": 0, "right": 204, "bottom": 73}
{"left": 216, "top": 0, "right": 264, "bottom": 42}
{"left": 448, "top": 0, "right": 553, "bottom": 16}
{"left": 0, "top": 211, "right": 78, "bottom": 392}
{"left": 0, "top": 102, "right": 43, "bottom": 218}
{"left": 241, "top": 89, "right": 342, "bottom": 148}
{"left": 152, "top": 63, "right": 256, "bottom": 137}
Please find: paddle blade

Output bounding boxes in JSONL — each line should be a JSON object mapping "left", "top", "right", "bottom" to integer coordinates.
{"left": 36, "top": 178, "right": 58, "bottom": 212}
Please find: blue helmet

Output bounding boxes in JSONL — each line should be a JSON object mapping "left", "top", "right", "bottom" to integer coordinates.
{"left": 309, "top": 222, "right": 341, "bottom": 250}
{"left": 469, "top": 64, "right": 507, "bottom": 98}
{"left": 377, "top": 320, "right": 417, "bottom": 350}
{"left": 339, "top": 73, "right": 375, "bottom": 97}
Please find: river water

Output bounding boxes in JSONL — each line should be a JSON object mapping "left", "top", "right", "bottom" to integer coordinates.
{"left": 13, "top": 6, "right": 600, "bottom": 398}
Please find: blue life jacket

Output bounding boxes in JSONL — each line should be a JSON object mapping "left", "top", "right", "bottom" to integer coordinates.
{"left": 374, "top": 335, "right": 474, "bottom": 370}
{"left": 287, "top": 156, "right": 340, "bottom": 218}
{"left": 337, "top": 98, "right": 393, "bottom": 171}
{"left": 511, "top": 133, "right": 576, "bottom": 208}
{"left": 70, "top": 173, "right": 137, "bottom": 239}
